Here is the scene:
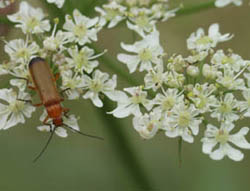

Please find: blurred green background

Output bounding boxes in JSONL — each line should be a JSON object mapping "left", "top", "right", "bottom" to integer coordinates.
{"left": 1, "top": 0, "right": 250, "bottom": 191}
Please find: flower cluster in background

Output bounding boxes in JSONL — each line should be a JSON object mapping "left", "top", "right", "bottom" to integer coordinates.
{"left": 215, "top": 0, "right": 243, "bottom": 7}
{"left": 0, "top": 0, "right": 249, "bottom": 162}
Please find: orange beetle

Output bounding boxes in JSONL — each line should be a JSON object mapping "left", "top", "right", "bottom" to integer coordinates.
{"left": 26, "top": 57, "right": 102, "bottom": 162}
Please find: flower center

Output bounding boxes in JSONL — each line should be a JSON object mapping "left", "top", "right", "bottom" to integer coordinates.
{"left": 16, "top": 48, "right": 30, "bottom": 61}
{"left": 105, "top": 8, "right": 119, "bottom": 21}
{"left": 221, "top": 76, "right": 233, "bottom": 88}
{"left": 73, "top": 24, "right": 87, "bottom": 38}
{"left": 139, "top": 48, "right": 152, "bottom": 62}
{"left": 197, "top": 95, "right": 207, "bottom": 109}
{"left": 147, "top": 122, "right": 154, "bottom": 132}
{"left": 196, "top": 36, "right": 213, "bottom": 45}
{"left": 178, "top": 111, "right": 191, "bottom": 128}
{"left": 27, "top": 17, "right": 39, "bottom": 31}
{"left": 74, "top": 50, "right": 88, "bottom": 72}
{"left": 131, "top": 92, "right": 144, "bottom": 104}
{"left": 219, "top": 102, "right": 232, "bottom": 114}
{"left": 162, "top": 97, "right": 175, "bottom": 111}
{"left": 9, "top": 100, "right": 25, "bottom": 113}
{"left": 90, "top": 80, "right": 102, "bottom": 93}
{"left": 222, "top": 56, "right": 234, "bottom": 65}
{"left": 215, "top": 129, "right": 229, "bottom": 144}
{"left": 135, "top": 15, "right": 149, "bottom": 28}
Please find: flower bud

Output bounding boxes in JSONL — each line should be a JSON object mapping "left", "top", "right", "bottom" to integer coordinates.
{"left": 187, "top": 65, "right": 199, "bottom": 77}
{"left": 202, "top": 64, "right": 218, "bottom": 79}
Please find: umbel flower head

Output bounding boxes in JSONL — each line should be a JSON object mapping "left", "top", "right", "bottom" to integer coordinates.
{"left": 1, "top": 0, "right": 250, "bottom": 163}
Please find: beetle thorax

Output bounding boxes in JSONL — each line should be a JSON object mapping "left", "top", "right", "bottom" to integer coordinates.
{"left": 46, "top": 103, "right": 63, "bottom": 126}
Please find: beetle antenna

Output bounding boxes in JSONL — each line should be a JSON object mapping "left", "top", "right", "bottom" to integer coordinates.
{"left": 63, "top": 123, "right": 104, "bottom": 140}
{"left": 33, "top": 127, "right": 56, "bottom": 163}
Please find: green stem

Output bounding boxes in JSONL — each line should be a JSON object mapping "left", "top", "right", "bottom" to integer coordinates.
{"left": 178, "top": 137, "right": 183, "bottom": 167}
{"left": 176, "top": 1, "right": 216, "bottom": 16}
{"left": 97, "top": 99, "right": 154, "bottom": 189}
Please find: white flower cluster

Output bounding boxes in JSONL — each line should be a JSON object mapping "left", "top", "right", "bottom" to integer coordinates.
{"left": 111, "top": 21, "right": 250, "bottom": 162}
{"left": 215, "top": 0, "right": 243, "bottom": 7}
{"left": 1, "top": 1, "right": 122, "bottom": 137}
{"left": 1, "top": 0, "right": 249, "bottom": 162}
{"left": 95, "top": 0, "right": 178, "bottom": 36}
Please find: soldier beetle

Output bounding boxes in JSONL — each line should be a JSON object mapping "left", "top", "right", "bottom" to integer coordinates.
{"left": 20, "top": 57, "right": 103, "bottom": 162}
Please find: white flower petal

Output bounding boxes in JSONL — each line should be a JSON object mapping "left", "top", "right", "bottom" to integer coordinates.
{"left": 229, "top": 127, "right": 250, "bottom": 149}
{"left": 55, "top": 127, "right": 68, "bottom": 138}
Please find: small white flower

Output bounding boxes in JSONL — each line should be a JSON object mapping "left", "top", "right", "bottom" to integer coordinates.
{"left": 186, "top": 51, "right": 208, "bottom": 64}
{"left": 187, "top": 65, "right": 199, "bottom": 77}
{"left": 4, "top": 38, "right": 39, "bottom": 65}
{"left": 117, "top": 29, "right": 163, "bottom": 73}
{"left": 47, "top": 0, "right": 65, "bottom": 8}
{"left": 60, "top": 70, "right": 85, "bottom": 100}
{"left": 144, "top": 62, "right": 166, "bottom": 91}
{"left": 211, "top": 50, "right": 245, "bottom": 72}
{"left": 9, "top": 65, "right": 30, "bottom": 91}
{"left": 63, "top": 9, "right": 99, "bottom": 45}
{"left": 153, "top": 88, "right": 184, "bottom": 114}
{"left": 0, "top": 88, "right": 35, "bottom": 130}
{"left": 188, "top": 83, "right": 217, "bottom": 113}
{"left": 110, "top": 86, "right": 153, "bottom": 118}
{"left": 165, "top": 71, "right": 185, "bottom": 88}
{"left": 215, "top": 0, "right": 243, "bottom": 7}
{"left": 164, "top": 103, "right": 202, "bottom": 143}
{"left": 202, "top": 63, "right": 221, "bottom": 80}
{"left": 82, "top": 70, "right": 121, "bottom": 108}
{"left": 0, "top": 61, "right": 15, "bottom": 76}
{"left": 216, "top": 67, "right": 245, "bottom": 90}
{"left": 201, "top": 122, "right": 250, "bottom": 161}
{"left": 127, "top": 7, "right": 156, "bottom": 37}
{"left": 43, "top": 24, "right": 69, "bottom": 52}
{"left": 95, "top": 1, "right": 126, "bottom": 28}
{"left": 167, "top": 55, "right": 187, "bottom": 73}
{"left": 38, "top": 111, "right": 79, "bottom": 138}
{"left": 161, "top": 8, "right": 179, "bottom": 22}
{"left": 187, "top": 23, "right": 233, "bottom": 52}
{"left": 133, "top": 111, "right": 161, "bottom": 139}
{"left": 211, "top": 93, "right": 239, "bottom": 122}
{"left": 66, "top": 46, "right": 100, "bottom": 74}
{"left": 7, "top": 1, "right": 51, "bottom": 34}
{"left": 151, "top": 4, "right": 179, "bottom": 22}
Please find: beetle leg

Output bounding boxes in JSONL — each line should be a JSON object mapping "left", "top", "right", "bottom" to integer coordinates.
{"left": 28, "top": 85, "right": 36, "bottom": 90}
{"left": 13, "top": 77, "right": 30, "bottom": 88}
{"left": 54, "top": 73, "right": 60, "bottom": 81}
{"left": 62, "top": 108, "right": 70, "bottom": 118}
{"left": 42, "top": 115, "right": 53, "bottom": 131}
{"left": 12, "top": 77, "right": 37, "bottom": 90}
{"left": 17, "top": 98, "right": 43, "bottom": 107}
{"left": 60, "top": 88, "right": 71, "bottom": 98}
